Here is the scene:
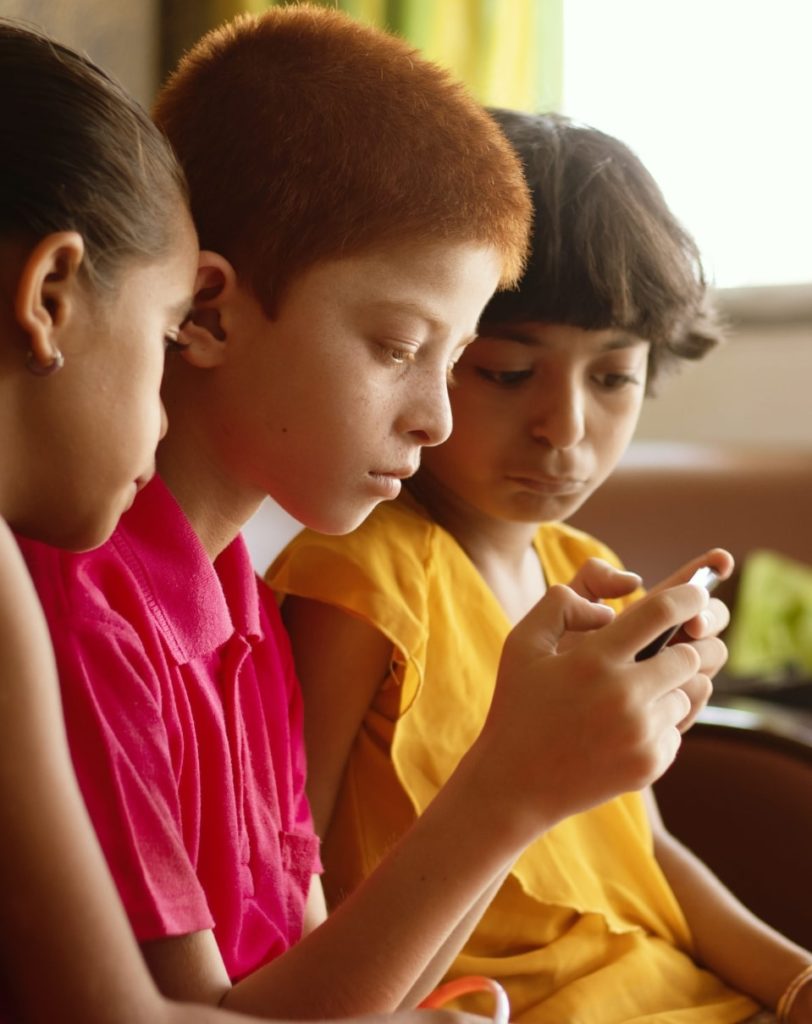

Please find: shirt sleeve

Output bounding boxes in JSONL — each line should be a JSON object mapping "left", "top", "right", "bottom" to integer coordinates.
{"left": 51, "top": 610, "right": 214, "bottom": 940}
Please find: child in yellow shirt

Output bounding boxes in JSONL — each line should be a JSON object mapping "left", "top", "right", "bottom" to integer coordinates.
{"left": 269, "top": 111, "right": 812, "bottom": 1023}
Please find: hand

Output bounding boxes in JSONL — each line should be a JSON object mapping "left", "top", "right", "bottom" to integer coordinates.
{"left": 567, "top": 557, "right": 642, "bottom": 604}
{"left": 475, "top": 580, "right": 709, "bottom": 838}
{"left": 553, "top": 559, "right": 641, "bottom": 654}
{"left": 644, "top": 548, "right": 734, "bottom": 730}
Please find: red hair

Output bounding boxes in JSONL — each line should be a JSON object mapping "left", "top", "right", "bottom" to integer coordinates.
{"left": 153, "top": 4, "right": 530, "bottom": 313}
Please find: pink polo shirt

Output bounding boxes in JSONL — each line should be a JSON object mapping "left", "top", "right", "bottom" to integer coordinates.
{"left": 18, "top": 476, "right": 320, "bottom": 981}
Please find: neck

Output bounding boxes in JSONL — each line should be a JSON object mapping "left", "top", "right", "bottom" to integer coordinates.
{"left": 157, "top": 392, "right": 264, "bottom": 562}
{"left": 157, "top": 445, "right": 262, "bottom": 562}
{"left": 405, "top": 473, "right": 545, "bottom": 624}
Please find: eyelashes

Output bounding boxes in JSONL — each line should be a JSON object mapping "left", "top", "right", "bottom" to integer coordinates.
{"left": 377, "top": 342, "right": 417, "bottom": 366}
{"left": 475, "top": 367, "right": 532, "bottom": 387}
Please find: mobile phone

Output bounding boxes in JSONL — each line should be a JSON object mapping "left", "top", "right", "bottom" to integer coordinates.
{"left": 635, "top": 566, "right": 721, "bottom": 661}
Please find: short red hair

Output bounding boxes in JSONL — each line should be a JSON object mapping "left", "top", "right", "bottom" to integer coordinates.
{"left": 153, "top": 4, "right": 529, "bottom": 313}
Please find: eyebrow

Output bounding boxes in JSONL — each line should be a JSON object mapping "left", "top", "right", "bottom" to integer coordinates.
{"left": 364, "top": 298, "right": 444, "bottom": 328}
{"left": 363, "top": 298, "right": 479, "bottom": 348}
{"left": 478, "top": 326, "right": 646, "bottom": 351}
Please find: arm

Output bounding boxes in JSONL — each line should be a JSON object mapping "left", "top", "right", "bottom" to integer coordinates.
{"left": 284, "top": 595, "right": 508, "bottom": 1001}
{"left": 0, "top": 524, "right": 284, "bottom": 1024}
{"left": 644, "top": 789, "right": 812, "bottom": 1018}
{"left": 144, "top": 581, "right": 713, "bottom": 1017}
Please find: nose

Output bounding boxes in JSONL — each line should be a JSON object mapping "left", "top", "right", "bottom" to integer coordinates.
{"left": 529, "top": 381, "right": 585, "bottom": 450}
{"left": 402, "top": 365, "right": 453, "bottom": 448}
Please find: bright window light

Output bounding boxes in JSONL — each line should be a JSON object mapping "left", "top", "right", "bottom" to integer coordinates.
{"left": 560, "top": 0, "right": 812, "bottom": 289}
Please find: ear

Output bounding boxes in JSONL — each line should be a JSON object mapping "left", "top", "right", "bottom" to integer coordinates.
{"left": 15, "top": 232, "right": 85, "bottom": 369}
{"left": 178, "top": 250, "right": 239, "bottom": 369}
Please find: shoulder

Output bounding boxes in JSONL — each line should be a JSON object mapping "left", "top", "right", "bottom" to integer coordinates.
{"left": 17, "top": 529, "right": 167, "bottom": 695}
{"left": 267, "top": 498, "right": 440, "bottom": 661}
{"left": 18, "top": 530, "right": 134, "bottom": 626}
{"left": 268, "top": 496, "right": 438, "bottom": 597}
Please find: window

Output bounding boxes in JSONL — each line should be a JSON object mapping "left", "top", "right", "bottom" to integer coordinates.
{"left": 560, "top": 0, "right": 812, "bottom": 292}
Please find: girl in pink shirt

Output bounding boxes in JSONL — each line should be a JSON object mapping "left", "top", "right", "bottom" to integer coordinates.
{"left": 0, "top": 18, "right": 457, "bottom": 1024}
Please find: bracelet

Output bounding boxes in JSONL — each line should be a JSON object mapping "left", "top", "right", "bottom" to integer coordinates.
{"left": 419, "top": 975, "right": 510, "bottom": 1024}
{"left": 777, "top": 963, "right": 812, "bottom": 1023}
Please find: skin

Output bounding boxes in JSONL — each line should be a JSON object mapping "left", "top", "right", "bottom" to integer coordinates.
{"left": 0, "top": 227, "right": 196, "bottom": 550}
{"left": 285, "top": 321, "right": 812, "bottom": 1019}
{"left": 121, "top": 236, "right": 720, "bottom": 1018}
{"left": 0, "top": 224, "right": 479, "bottom": 1024}
{"left": 1, "top": 222, "right": 267, "bottom": 1023}
{"left": 159, "top": 239, "right": 499, "bottom": 553}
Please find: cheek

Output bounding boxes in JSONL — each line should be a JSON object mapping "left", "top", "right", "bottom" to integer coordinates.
{"left": 593, "top": 402, "right": 641, "bottom": 462}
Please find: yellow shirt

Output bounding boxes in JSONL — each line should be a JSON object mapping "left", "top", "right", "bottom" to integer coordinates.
{"left": 268, "top": 496, "right": 757, "bottom": 1023}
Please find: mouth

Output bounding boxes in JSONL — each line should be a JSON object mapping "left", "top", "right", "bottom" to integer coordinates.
{"left": 369, "top": 465, "right": 418, "bottom": 481}
{"left": 506, "top": 474, "right": 586, "bottom": 496}
{"left": 367, "top": 470, "right": 409, "bottom": 499}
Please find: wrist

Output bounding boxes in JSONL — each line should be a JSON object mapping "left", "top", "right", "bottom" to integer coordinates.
{"left": 457, "top": 733, "right": 558, "bottom": 846}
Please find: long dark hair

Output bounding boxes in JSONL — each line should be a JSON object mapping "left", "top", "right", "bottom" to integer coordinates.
{"left": 0, "top": 19, "right": 188, "bottom": 289}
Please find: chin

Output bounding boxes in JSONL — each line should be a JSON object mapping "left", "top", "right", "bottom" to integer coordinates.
{"left": 302, "top": 499, "right": 381, "bottom": 537}
{"left": 12, "top": 492, "right": 122, "bottom": 552}
{"left": 55, "top": 495, "right": 129, "bottom": 552}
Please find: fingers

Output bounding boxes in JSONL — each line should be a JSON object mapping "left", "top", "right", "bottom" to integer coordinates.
{"left": 512, "top": 584, "right": 615, "bottom": 655}
{"left": 681, "top": 595, "right": 730, "bottom": 642}
{"left": 647, "top": 547, "right": 735, "bottom": 594}
{"left": 567, "top": 558, "right": 642, "bottom": 602}
{"left": 648, "top": 690, "right": 687, "bottom": 773}
{"left": 676, "top": 672, "right": 713, "bottom": 732}
{"left": 598, "top": 583, "right": 710, "bottom": 666}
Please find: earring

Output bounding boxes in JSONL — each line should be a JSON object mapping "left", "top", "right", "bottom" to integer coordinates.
{"left": 26, "top": 347, "right": 64, "bottom": 377}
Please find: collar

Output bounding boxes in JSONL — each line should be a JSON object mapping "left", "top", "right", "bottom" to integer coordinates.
{"left": 113, "top": 475, "right": 261, "bottom": 664}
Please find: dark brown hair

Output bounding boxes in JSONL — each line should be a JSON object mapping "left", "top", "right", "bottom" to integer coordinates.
{"left": 481, "top": 110, "right": 722, "bottom": 387}
{"left": 153, "top": 4, "right": 531, "bottom": 315}
{"left": 0, "top": 19, "right": 188, "bottom": 288}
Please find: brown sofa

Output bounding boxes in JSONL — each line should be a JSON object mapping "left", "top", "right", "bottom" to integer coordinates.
{"left": 570, "top": 441, "right": 812, "bottom": 949}
{"left": 568, "top": 440, "right": 812, "bottom": 586}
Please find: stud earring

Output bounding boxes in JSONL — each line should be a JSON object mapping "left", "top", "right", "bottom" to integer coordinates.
{"left": 26, "top": 347, "right": 64, "bottom": 376}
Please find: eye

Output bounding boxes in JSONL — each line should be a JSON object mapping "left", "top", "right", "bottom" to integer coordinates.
{"left": 592, "top": 371, "right": 641, "bottom": 390}
{"left": 475, "top": 367, "right": 532, "bottom": 387}
{"left": 377, "top": 342, "right": 417, "bottom": 366}
{"left": 446, "top": 356, "right": 461, "bottom": 386}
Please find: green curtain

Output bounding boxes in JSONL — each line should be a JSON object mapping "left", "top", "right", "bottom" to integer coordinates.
{"left": 160, "top": 0, "right": 562, "bottom": 111}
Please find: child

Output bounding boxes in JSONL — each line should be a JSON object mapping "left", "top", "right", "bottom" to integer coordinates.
{"left": 21, "top": 10, "right": 719, "bottom": 1019}
{"left": 269, "top": 111, "right": 812, "bottom": 1022}
{"left": 0, "top": 19, "right": 279, "bottom": 1024}
{"left": 0, "top": 21, "right": 467, "bottom": 1024}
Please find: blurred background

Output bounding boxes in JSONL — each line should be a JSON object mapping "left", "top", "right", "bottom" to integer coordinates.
{"left": 3, "top": 0, "right": 811, "bottom": 562}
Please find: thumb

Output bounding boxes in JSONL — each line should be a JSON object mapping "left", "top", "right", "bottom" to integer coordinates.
{"left": 568, "top": 557, "right": 642, "bottom": 602}
{"left": 513, "top": 584, "right": 616, "bottom": 655}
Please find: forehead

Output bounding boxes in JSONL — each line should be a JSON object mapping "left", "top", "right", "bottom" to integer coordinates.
{"left": 280, "top": 240, "right": 502, "bottom": 320}
{"left": 475, "top": 322, "right": 649, "bottom": 350}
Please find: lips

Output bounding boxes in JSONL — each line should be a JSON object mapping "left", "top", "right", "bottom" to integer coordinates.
{"left": 506, "top": 473, "right": 585, "bottom": 495}
{"left": 369, "top": 465, "right": 418, "bottom": 481}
